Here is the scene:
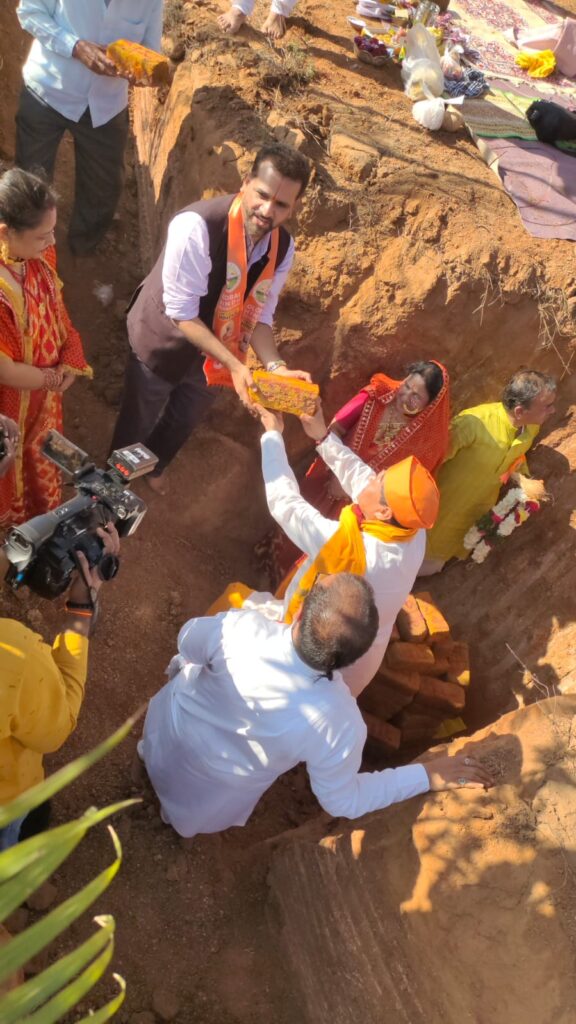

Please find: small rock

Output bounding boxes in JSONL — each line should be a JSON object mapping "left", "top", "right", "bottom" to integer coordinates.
{"left": 4, "top": 907, "right": 29, "bottom": 933}
{"left": 329, "top": 130, "right": 379, "bottom": 182}
{"left": 165, "top": 852, "right": 188, "bottom": 882}
{"left": 27, "top": 881, "right": 58, "bottom": 912}
{"left": 152, "top": 989, "right": 181, "bottom": 1022}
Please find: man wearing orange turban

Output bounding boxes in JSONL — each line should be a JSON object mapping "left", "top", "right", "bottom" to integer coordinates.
{"left": 208, "top": 402, "right": 439, "bottom": 698}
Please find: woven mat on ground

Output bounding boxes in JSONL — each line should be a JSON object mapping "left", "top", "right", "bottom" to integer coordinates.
{"left": 461, "top": 86, "right": 576, "bottom": 151}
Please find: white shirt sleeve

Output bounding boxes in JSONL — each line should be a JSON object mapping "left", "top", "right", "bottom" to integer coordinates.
{"left": 306, "top": 699, "right": 430, "bottom": 819}
{"left": 17, "top": 0, "right": 79, "bottom": 58}
{"left": 162, "top": 212, "right": 212, "bottom": 322}
{"left": 316, "top": 432, "right": 376, "bottom": 501}
{"left": 257, "top": 237, "right": 295, "bottom": 327}
{"left": 177, "top": 614, "right": 225, "bottom": 666}
{"left": 261, "top": 430, "right": 340, "bottom": 560}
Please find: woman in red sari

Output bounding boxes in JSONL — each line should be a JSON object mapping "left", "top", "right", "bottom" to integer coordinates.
{"left": 263, "top": 361, "right": 450, "bottom": 584}
{"left": 0, "top": 169, "right": 91, "bottom": 526}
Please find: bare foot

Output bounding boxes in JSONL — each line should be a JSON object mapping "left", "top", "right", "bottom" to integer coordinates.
{"left": 261, "top": 11, "right": 286, "bottom": 38}
{"left": 145, "top": 473, "right": 167, "bottom": 496}
{"left": 217, "top": 7, "right": 247, "bottom": 33}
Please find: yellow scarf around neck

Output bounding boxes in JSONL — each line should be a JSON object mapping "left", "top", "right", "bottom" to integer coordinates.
{"left": 283, "top": 504, "right": 416, "bottom": 624}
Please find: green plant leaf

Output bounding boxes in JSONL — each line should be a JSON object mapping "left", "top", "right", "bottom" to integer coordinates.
{"left": 0, "top": 801, "right": 137, "bottom": 910}
{"left": 0, "top": 708, "right": 145, "bottom": 829}
{"left": 0, "top": 916, "right": 114, "bottom": 1021}
{"left": 18, "top": 937, "right": 114, "bottom": 1024}
{"left": 74, "top": 973, "right": 126, "bottom": 1024}
{"left": 0, "top": 827, "right": 122, "bottom": 984}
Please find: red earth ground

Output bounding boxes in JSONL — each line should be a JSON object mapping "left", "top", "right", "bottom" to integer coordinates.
{"left": 1, "top": 0, "right": 576, "bottom": 1021}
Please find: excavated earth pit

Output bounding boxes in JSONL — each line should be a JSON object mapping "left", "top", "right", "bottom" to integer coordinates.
{"left": 1, "top": 1, "right": 576, "bottom": 1021}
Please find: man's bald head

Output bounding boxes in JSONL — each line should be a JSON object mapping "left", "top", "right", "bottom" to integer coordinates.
{"left": 293, "top": 573, "right": 379, "bottom": 679}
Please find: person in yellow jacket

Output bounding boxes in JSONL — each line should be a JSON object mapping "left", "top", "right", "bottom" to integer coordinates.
{"left": 0, "top": 522, "right": 120, "bottom": 849}
{"left": 421, "top": 369, "right": 557, "bottom": 574}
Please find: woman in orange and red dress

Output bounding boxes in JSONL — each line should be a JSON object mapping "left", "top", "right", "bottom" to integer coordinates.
{"left": 265, "top": 361, "right": 450, "bottom": 584}
{"left": 0, "top": 168, "right": 91, "bottom": 526}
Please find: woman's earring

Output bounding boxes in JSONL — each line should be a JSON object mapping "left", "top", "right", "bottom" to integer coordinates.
{"left": 0, "top": 241, "right": 10, "bottom": 262}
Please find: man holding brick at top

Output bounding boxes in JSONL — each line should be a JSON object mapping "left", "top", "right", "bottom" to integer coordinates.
{"left": 111, "top": 143, "right": 312, "bottom": 494}
{"left": 207, "top": 402, "right": 440, "bottom": 699}
{"left": 16, "top": 0, "right": 163, "bottom": 255}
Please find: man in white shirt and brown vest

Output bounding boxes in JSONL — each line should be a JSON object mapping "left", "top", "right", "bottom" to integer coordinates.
{"left": 110, "top": 142, "right": 312, "bottom": 493}
{"left": 141, "top": 573, "right": 493, "bottom": 839}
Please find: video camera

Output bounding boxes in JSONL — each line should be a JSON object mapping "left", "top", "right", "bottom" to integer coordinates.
{"left": 3, "top": 430, "right": 158, "bottom": 599}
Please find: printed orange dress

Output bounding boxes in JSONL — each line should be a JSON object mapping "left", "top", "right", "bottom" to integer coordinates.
{"left": 0, "top": 246, "right": 91, "bottom": 526}
{"left": 265, "top": 364, "right": 451, "bottom": 584}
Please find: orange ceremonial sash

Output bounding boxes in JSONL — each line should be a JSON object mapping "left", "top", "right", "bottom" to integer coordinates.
{"left": 204, "top": 194, "right": 279, "bottom": 388}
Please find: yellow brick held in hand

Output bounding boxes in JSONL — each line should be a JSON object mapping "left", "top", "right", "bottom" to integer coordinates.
{"left": 414, "top": 591, "right": 451, "bottom": 641}
{"left": 249, "top": 370, "right": 319, "bottom": 416}
{"left": 106, "top": 40, "right": 170, "bottom": 86}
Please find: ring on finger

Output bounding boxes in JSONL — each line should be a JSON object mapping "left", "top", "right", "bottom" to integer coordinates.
{"left": 457, "top": 777, "right": 468, "bottom": 786}
{"left": 464, "top": 757, "right": 472, "bottom": 766}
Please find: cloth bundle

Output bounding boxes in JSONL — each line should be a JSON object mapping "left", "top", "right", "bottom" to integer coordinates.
{"left": 515, "top": 49, "right": 556, "bottom": 79}
{"left": 443, "top": 67, "right": 487, "bottom": 97}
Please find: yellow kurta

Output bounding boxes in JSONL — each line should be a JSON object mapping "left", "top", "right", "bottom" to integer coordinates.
{"left": 426, "top": 402, "right": 540, "bottom": 562}
{"left": 0, "top": 620, "right": 89, "bottom": 804}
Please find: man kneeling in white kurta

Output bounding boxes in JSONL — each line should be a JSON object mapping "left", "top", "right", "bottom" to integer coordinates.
{"left": 210, "top": 403, "right": 440, "bottom": 699}
{"left": 142, "top": 574, "right": 492, "bottom": 838}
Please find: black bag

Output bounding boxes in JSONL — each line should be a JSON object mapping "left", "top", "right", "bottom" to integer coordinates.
{"left": 526, "top": 100, "right": 576, "bottom": 146}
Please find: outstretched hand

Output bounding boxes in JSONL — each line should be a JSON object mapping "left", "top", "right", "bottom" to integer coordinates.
{"left": 423, "top": 752, "right": 494, "bottom": 792}
{"left": 300, "top": 400, "right": 328, "bottom": 441}
{"left": 253, "top": 403, "right": 284, "bottom": 434}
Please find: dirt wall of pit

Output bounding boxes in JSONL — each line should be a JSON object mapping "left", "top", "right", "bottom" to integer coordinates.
{"left": 266, "top": 696, "right": 576, "bottom": 1024}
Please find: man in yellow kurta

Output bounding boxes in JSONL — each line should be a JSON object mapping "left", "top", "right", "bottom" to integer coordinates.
{"left": 0, "top": 524, "right": 120, "bottom": 849}
{"left": 422, "top": 369, "right": 556, "bottom": 573}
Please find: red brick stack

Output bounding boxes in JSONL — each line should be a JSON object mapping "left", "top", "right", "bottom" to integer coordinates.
{"left": 359, "top": 592, "right": 470, "bottom": 751}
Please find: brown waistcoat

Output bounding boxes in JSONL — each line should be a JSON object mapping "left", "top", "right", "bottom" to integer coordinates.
{"left": 127, "top": 193, "right": 291, "bottom": 384}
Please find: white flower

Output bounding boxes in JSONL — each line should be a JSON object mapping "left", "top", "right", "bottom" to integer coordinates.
{"left": 463, "top": 525, "right": 483, "bottom": 549}
{"left": 497, "top": 514, "right": 518, "bottom": 537}
{"left": 471, "top": 540, "right": 491, "bottom": 563}
{"left": 493, "top": 489, "right": 523, "bottom": 516}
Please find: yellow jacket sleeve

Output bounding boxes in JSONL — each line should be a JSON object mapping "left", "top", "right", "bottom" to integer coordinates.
{"left": 444, "top": 412, "right": 480, "bottom": 463}
{"left": 13, "top": 630, "right": 89, "bottom": 755}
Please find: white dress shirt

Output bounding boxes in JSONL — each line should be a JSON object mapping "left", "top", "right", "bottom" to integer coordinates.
{"left": 162, "top": 210, "right": 295, "bottom": 324}
{"left": 18, "top": 0, "right": 163, "bottom": 126}
{"left": 252, "top": 431, "right": 426, "bottom": 697}
{"left": 142, "top": 609, "right": 429, "bottom": 837}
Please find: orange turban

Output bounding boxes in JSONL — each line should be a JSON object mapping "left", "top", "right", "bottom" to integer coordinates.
{"left": 384, "top": 455, "right": 439, "bottom": 530}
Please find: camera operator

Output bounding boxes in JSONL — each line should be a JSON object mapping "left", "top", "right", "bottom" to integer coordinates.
{"left": 0, "top": 522, "right": 120, "bottom": 850}
{"left": 0, "top": 415, "right": 19, "bottom": 479}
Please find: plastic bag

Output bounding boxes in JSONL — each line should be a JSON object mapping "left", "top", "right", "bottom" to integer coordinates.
{"left": 440, "top": 43, "right": 464, "bottom": 80}
{"left": 401, "top": 23, "right": 444, "bottom": 99}
{"left": 412, "top": 97, "right": 446, "bottom": 129}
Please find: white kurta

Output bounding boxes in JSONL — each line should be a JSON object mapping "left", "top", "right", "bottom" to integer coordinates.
{"left": 142, "top": 609, "right": 429, "bottom": 837}
{"left": 251, "top": 431, "right": 426, "bottom": 697}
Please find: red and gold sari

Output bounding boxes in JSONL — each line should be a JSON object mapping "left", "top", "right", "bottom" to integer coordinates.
{"left": 0, "top": 246, "right": 91, "bottom": 526}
